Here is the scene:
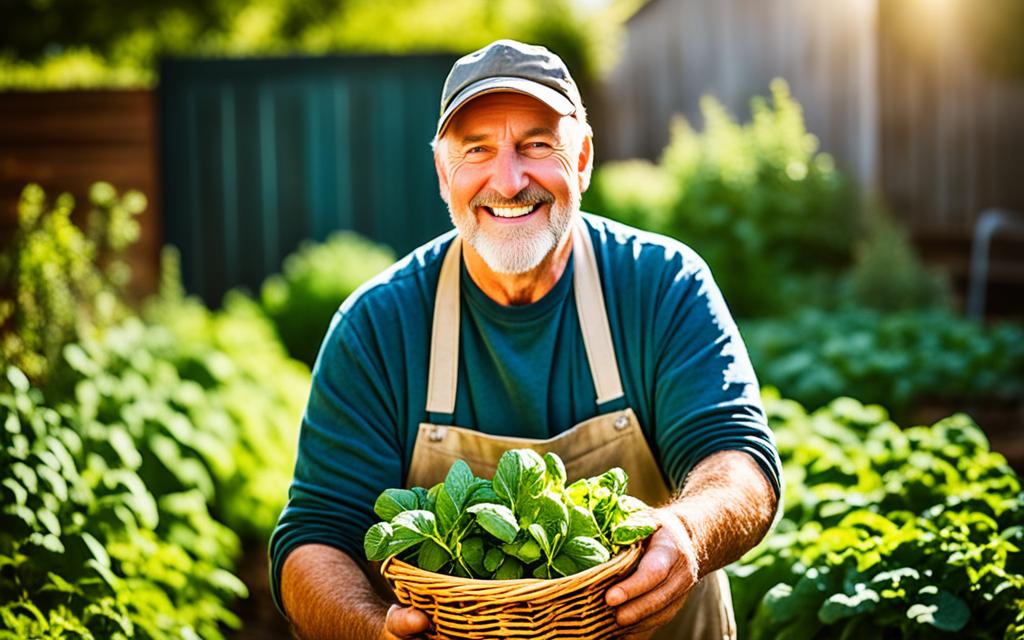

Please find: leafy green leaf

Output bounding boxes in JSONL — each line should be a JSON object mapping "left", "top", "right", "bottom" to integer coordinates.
{"left": 494, "top": 556, "right": 524, "bottom": 580}
{"left": 392, "top": 510, "right": 440, "bottom": 540}
{"left": 364, "top": 522, "right": 393, "bottom": 561}
{"left": 528, "top": 523, "right": 552, "bottom": 557}
{"left": 373, "top": 488, "right": 419, "bottom": 521}
{"left": 461, "top": 536, "right": 486, "bottom": 576}
{"left": 493, "top": 449, "right": 546, "bottom": 511}
{"left": 906, "top": 589, "right": 970, "bottom": 632}
{"left": 818, "top": 588, "right": 880, "bottom": 624}
{"left": 418, "top": 539, "right": 450, "bottom": 573}
{"left": 484, "top": 547, "right": 505, "bottom": 573}
{"left": 597, "top": 468, "right": 627, "bottom": 495}
{"left": 568, "top": 504, "right": 600, "bottom": 539}
{"left": 561, "top": 536, "right": 610, "bottom": 570}
{"left": 444, "top": 460, "right": 476, "bottom": 511}
{"left": 544, "top": 452, "right": 566, "bottom": 490}
{"left": 467, "top": 503, "right": 519, "bottom": 544}
{"left": 552, "top": 552, "right": 579, "bottom": 577}
{"left": 433, "top": 485, "right": 460, "bottom": 536}
{"left": 533, "top": 492, "right": 569, "bottom": 550}
{"left": 611, "top": 511, "right": 658, "bottom": 546}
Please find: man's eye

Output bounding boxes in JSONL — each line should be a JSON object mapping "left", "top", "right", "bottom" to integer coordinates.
{"left": 464, "top": 146, "right": 492, "bottom": 163}
{"left": 522, "top": 141, "right": 553, "bottom": 158}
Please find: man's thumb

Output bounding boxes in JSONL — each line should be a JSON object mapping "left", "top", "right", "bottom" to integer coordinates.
{"left": 385, "top": 604, "right": 431, "bottom": 637}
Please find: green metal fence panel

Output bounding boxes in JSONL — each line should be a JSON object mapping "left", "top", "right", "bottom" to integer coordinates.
{"left": 159, "top": 54, "right": 457, "bottom": 306}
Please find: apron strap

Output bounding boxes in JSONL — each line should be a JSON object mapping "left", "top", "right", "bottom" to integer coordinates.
{"left": 571, "top": 216, "right": 625, "bottom": 404}
{"left": 424, "top": 216, "right": 626, "bottom": 415}
{"left": 425, "top": 236, "right": 462, "bottom": 415}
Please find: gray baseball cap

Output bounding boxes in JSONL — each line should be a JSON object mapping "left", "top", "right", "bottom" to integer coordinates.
{"left": 436, "top": 39, "right": 584, "bottom": 138}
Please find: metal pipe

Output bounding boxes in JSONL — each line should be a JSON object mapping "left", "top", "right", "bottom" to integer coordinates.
{"left": 967, "top": 208, "right": 1024, "bottom": 321}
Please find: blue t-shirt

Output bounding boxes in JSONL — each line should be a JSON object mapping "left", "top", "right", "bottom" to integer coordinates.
{"left": 269, "top": 214, "right": 782, "bottom": 613}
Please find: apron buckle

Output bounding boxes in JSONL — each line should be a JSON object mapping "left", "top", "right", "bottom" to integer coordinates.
{"left": 614, "top": 414, "right": 629, "bottom": 430}
{"left": 428, "top": 425, "right": 447, "bottom": 442}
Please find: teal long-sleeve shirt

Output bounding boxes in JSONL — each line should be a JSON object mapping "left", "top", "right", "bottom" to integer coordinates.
{"left": 269, "top": 214, "right": 782, "bottom": 614}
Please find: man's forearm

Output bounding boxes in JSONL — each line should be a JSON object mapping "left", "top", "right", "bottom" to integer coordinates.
{"left": 665, "top": 449, "right": 778, "bottom": 578}
{"left": 281, "top": 543, "right": 390, "bottom": 640}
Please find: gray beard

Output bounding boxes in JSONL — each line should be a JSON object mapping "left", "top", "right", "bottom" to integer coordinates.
{"left": 449, "top": 190, "right": 578, "bottom": 275}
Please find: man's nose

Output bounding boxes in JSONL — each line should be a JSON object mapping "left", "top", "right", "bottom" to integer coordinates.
{"left": 490, "top": 147, "right": 530, "bottom": 199}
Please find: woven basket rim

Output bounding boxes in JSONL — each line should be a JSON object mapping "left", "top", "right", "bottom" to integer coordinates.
{"left": 381, "top": 542, "right": 641, "bottom": 587}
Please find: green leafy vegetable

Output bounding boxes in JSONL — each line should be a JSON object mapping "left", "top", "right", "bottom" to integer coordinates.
{"left": 364, "top": 450, "right": 657, "bottom": 579}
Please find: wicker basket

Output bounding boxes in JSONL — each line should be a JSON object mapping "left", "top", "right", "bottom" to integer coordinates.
{"left": 381, "top": 544, "right": 642, "bottom": 640}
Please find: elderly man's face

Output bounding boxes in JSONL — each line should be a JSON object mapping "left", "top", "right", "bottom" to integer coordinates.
{"left": 435, "top": 92, "right": 591, "bottom": 275}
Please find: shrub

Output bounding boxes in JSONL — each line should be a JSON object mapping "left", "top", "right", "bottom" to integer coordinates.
{"left": 840, "top": 204, "right": 952, "bottom": 313}
{"left": 260, "top": 231, "right": 394, "bottom": 366}
{"left": 147, "top": 251, "right": 310, "bottom": 537}
{"left": 0, "top": 183, "right": 143, "bottom": 386}
{"left": 1, "top": 183, "right": 309, "bottom": 637}
{"left": 585, "top": 79, "right": 858, "bottom": 317}
{"left": 1, "top": 365, "right": 246, "bottom": 639}
{"left": 741, "top": 308, "right": 1024, "bottom": 418}
{"left": 730, "top": 391, "right": 1024, "bottom": 639}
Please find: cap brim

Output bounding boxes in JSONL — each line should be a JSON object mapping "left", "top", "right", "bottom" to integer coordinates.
{"left": 436, "top": 77, "right": 575, "bottom": 138}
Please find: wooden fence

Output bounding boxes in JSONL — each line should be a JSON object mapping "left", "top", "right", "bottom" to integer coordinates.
{"left": 0, "top": 90, "right": 160, "bottom": 300}
{"left": 593, "top": 0, "right": 1024, "bottom": 313}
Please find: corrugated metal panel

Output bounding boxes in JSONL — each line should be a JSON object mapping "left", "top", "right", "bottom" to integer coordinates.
{"left": 159, "top": 54, "right": 457, "bottom": 306}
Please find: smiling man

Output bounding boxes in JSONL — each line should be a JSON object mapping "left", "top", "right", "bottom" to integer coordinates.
{"left": 270, "top": 40, "right": 782, "bottom": 640}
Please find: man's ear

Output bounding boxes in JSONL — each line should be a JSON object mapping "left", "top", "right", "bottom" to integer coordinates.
{"left": 578, "top": 134, "right": 594, "bottom": 193}
{"left": 434, "top": 145, "right": 451, "bottom": 204}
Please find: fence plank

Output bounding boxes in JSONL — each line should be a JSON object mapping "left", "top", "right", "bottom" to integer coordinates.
{"left": 0, "top": 89, "right": 160, "bottom": 301}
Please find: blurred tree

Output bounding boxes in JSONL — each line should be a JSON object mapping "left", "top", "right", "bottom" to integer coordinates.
{"left": 0, "top": 0, "right": 230, "bottom": 58}
{"left": 0, "top": 0, "right": 625, "bottom": 89}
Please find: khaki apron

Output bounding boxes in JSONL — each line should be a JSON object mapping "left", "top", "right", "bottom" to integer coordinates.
{"left": 405, "top": 218, "right": 737, "bottom": 640}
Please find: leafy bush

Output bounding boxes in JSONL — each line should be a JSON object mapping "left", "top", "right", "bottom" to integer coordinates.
{"left": 741, "top": 308, "right": 1024, "bottom": 418}
{"left": 1, "top": 365, "right": 246, "bottom": 639}
{"left": 586, "top": 79, "right": 858, "bottom": 317}
{"left": 1, "top": 183, "right": 309, "bottom": 637}
{"left": 260, "top": 231, "right": 394, "bottom": 366}
{"left": 365, "top": 451, "right": 656, "bottom": 579}
{"left": 730, "top": 391, "right": 1024, "bottom": 639}
{"left": 840, "top": 205, "right": 952, "bottom": 313}
{"left": 146, "top": 255, "right": 310, "bottom": 537}
{"left": 0, "top": 183, "right": 143, "bottom": 386}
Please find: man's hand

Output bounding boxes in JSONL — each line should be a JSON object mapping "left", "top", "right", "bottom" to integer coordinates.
{"left": 381, "top": 604, "right": 431, "bottom": 640}
{"left": 605, "top": 508, "right": 700, "bottom": 639}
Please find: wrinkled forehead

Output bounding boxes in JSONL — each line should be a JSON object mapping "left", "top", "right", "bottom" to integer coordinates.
{"left": 442, "top": 91, "right": 573, "bottom": 142}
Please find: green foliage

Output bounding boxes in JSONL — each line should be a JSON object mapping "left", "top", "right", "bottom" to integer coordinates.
{"left": 0, "top": 183, "right": 143, "bottom": 387}
{"left": 260, "top": 231, "right": 394, "bottom": 366}
{"left": 364, "top": 451, "right": 656, "bottom": 579}
{"left": 143, "top": 250, "right": 310, "bottom": 537}
{"left": 0, "top": 0, "right": 620, "bottom": 90}
{"left": 729, "top": 391, "right": 1024, "bottom": 639}
{"left": 1, "top": 366, "right": 246, "bottom": 639}
{"left": 741, "top": 308, "right": 1024, "bottom": 418}
{"left": 0, "top": 181, "right": 310, "bottom": 637}
{"left": 840, "top": 205, "right": 952, "bottom": 313}
{"left": 586, "top": 79, "right": 858, "bottom": 317}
